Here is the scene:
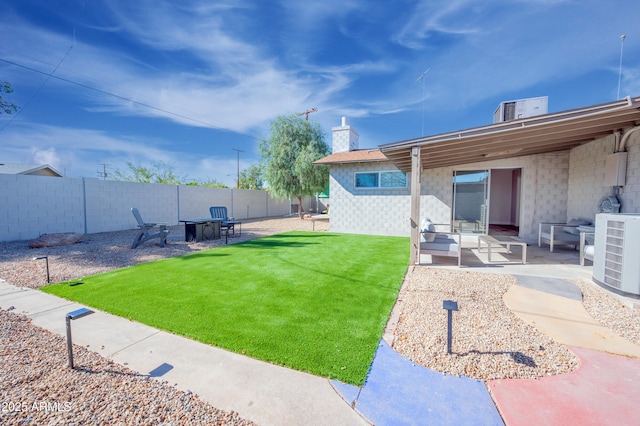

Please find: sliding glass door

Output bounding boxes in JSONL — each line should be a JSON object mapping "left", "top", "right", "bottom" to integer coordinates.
{"left": 452, "top": 170, "right": 489, "bottom": 234}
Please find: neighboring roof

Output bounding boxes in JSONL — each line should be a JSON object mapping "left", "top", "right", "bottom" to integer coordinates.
{"left": 313, "top": 149, "right": 389, "bottom": 165}
{"left": 0, "top": 163, "right": 63, "bottom": 177}
{"left": 380, "top": 96, "right": 640, "bottom": 171}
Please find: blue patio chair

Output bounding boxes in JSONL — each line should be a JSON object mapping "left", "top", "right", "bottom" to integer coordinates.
{"left": 209, "top": 206, "right": 242, "bottom": 242}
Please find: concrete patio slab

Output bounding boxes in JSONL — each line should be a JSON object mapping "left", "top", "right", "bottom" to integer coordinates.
{"left": 488, "top": 346, "right": 640, "bottom": 426}
{"left": 504, "top": 283, "right": 640, "bottom": 357}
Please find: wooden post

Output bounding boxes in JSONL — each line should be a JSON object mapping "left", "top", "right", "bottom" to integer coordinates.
{"left": 410, "top": 146, "right": 421, "bottom": 265}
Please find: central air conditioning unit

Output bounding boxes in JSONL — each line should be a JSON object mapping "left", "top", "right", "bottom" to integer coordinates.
{"left": 493, "top": 96, "right": 548, "bottom": 123}
{"left": 593, "top": 213, "right": 640, "bottom": 298}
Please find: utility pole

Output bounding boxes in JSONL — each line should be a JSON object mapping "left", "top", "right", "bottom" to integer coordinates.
{"left": 232, "top": 148, "right": 243, "bottom": 188}
{"left": 97, "top": 163, "right": 110, "bottom": 180}
{"left": 297, "top": 107, "right": 317, "bottom": 121}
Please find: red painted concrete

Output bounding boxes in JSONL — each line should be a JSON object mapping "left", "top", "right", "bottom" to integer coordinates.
{"left": 488, "top": 346, "right": 640, "bottom": 425}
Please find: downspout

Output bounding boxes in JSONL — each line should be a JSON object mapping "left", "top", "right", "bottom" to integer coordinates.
{"left": 618, "top": 125, "right": 640, "bottom": 153}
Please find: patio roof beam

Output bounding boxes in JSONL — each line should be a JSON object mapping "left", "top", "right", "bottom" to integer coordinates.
{"left": 380, "top": 98, "right": 640, "bottom": 171}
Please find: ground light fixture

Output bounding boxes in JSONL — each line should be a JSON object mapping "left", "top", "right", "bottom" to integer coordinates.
{"left": 33, "top": 255, "right": 50, "bottom": 283}
{"left": 66, "top": 308, "right": 94, "bottom": 369}
{"left": 443, "top": 300, "right": 458, "bottom": 354}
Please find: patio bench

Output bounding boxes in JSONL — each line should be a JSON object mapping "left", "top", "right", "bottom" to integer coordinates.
{"left": 419, "top": 221, "right": 462, "bottom": 266}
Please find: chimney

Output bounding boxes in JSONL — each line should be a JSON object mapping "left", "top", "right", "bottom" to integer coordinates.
{"left": 331, "top": 116, "right": 359, "bottom": 153}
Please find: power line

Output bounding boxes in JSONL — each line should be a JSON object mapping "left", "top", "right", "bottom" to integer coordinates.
{"left": 0, "top": 56, "right": 256, "bottom": 137}
{"left": 1, "top": 45, "right": 74, "bottom": 131}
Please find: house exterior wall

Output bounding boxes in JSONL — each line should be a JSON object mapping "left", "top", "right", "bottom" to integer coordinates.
{"left": 420, "top": 152, "right": 569, "bottom": 242}
{"left": 328, "top": 127, "right": 640, "bottom": 243}
{"left": 328, "top": 149, "right": 573, "bottom": 242}
{"left": 567, "top": 129, "right": 640, "bottom": 218}
{"left": 329, "top": 161, "right": 411, "bottom": 236}
{"left": 567, "top": 134, "right": 616, "bottom": 220}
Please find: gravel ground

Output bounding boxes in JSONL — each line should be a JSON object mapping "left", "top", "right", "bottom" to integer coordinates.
{"left": 2, "top": 217, "right": 640, "bottom": 422}
{"left": 574, "top": 279, "right": 640, "bottom": 346}
{"left": 392, "top": 267, "right": 640, "bottom": 381}
{"left": 0, "top": 216, "right": 325, "bottom": 289}
{"left": 0, "top": 309, "right": 255, "bottom": 425}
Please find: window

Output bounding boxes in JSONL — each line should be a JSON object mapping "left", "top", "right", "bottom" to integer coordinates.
{"left": 355, "top": 173, "right": 378, "bottom": 188}
{"left": 355, "top": 171, "right": 407, "bottom": 189}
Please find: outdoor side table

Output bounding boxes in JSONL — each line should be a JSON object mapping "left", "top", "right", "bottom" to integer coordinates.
{"left": 179, "top": 219, "right": 221, "bottom": 242}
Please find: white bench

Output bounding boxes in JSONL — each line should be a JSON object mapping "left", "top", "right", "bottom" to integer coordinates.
{"left": 420, "top": 231, "right": 462, "bottom": 267}
{"left": 478, "top": 235, "right": 527, "bottom": 264}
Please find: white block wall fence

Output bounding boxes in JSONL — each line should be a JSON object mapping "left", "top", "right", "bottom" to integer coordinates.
{"left": 0, "top": 175, "right": 321, "bottom": 242}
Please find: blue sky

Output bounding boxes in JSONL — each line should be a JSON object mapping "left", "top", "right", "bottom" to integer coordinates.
{"left": 2, "top": 0, "right": 639, "bottom": 186}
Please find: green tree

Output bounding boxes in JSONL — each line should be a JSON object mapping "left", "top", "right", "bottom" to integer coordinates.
{"left": 260, "top": 114, "right": 330, "bottom": 218}
{"left": 114, "top": 161, "right": 182, "bottom": 184}
{"left": 238, "top": 164, "right": 264, "bottom": 190}
{"left": 187, "top": 179, "right": 228, "bottom": 188}
{"left": 1, "top": 81, "right": 18, "bottom": 114}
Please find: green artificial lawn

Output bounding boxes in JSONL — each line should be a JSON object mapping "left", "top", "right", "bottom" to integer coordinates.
{"left": 42, "top": 231, "right": 408, "bottom": 385}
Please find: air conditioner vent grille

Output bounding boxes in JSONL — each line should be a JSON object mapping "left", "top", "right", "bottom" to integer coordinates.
{"left": 603, "top": 220, "right": 625, "bottom": 288}
{"left": 604, "top": 275, "right": 622, "bottom": 288}
{"left": 604, "top": 248, "right": 623, "bottom": 260}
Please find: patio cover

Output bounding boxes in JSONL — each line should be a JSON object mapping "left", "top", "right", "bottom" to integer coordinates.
{"left": 379, "top": 96, "right": 640, "bottom": 171}
{"left": 378, "top": 96, "right": 640, "bottom": 264}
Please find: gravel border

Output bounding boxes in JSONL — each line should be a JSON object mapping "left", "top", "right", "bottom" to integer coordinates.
{"left": 0, "top": 308, "right": 255, "bottom": 425}
{"left": 391, "top": 267, "right": 580, "bottom": 380}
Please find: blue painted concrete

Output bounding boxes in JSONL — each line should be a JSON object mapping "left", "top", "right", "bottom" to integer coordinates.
{"left": 330, "top": 380, "right": 360, "bottom": 407}
{"left": 341, "top": 340, "right": 503, "bottom": 425}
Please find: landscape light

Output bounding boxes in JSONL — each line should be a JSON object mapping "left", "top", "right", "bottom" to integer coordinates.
{"left": 33, "top": 256, "right": 50, "bottom": 283}
{"left": 443, "top": 300, "right": 459, "bottom": 355}
{"left": 66, "top": 308, "right": 94, "bottom": 369}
